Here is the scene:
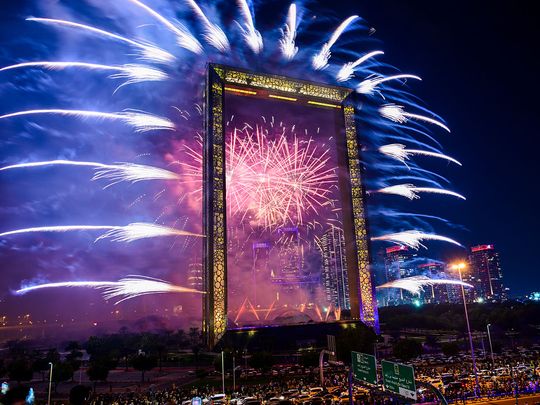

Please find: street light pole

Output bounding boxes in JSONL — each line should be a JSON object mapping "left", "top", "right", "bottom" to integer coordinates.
{"left": 47, "top": 362, "right": 53, "bottom": 405}
{"left": 453, "top": 263, "right": 480, "bottom": 398}
{"left": 319, "top": 349, "right": 335, "bottom": 387}
{"left": 486, "top": 324, "right": 495, "bottom": 366}
{"left": 221, "top": 351, "right": 225, "bottom": 394}
{"left": 232, "top": 356, "right": 236, "bottom": 393}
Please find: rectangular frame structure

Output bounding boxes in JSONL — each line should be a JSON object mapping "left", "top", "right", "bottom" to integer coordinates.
{"left": 203, "top": 64, "right": 378, "bottom": 347}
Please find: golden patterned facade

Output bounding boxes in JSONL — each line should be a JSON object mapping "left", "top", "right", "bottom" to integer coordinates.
{"left": 203, "top": 64, "right": 378, "bottom": 347}
{"left": 215, "top": 65, "right": 350, "bottom": 102}
{"left": 343, "top": 105, "right": 378, "bottom": 329}
{"left": 203, "top": 69, "right": 227, "bottom": 347}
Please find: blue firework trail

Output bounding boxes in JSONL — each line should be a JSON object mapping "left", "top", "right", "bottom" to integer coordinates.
{"left": 0, "top": 0, "right": 464, "bottom": 302}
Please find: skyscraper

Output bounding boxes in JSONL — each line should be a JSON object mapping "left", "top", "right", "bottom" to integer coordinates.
{"left": 320, "top": 226, "right": 350, "bottom": 310}
{"left": 417, "top": 262, "right": 451, "bottom": 304}
{"left": 468, "top": 244, "right": 507, "bottom": 302}
{"left": 382, "top": 245, "right": 417, "bottom": 305}
{"left": 187, "top": 261, "right": 203, "bottom": 291}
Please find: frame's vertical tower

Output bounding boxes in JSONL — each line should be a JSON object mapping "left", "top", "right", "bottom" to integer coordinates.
{"left": 342, "top": 102, "right": 379, "bottom": 331}
{"left": 203, "top": 65, "right": 227, "bottom": 348}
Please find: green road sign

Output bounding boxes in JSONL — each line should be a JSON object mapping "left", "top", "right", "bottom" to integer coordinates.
{"left": 381, "top": 360, "right": 417, "bottom": 400}
{"left": 351, "top": 351, "right": 377, "bottom": 385}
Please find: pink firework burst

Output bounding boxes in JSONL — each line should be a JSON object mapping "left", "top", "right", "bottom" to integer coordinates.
{"left": 176, "top": 119, "right": 338, "bottom": 228}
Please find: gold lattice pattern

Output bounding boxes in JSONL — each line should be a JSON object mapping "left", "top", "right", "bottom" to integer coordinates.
{"left": 211, "top": 81, "right": 227, "bottom": 343}
{"left": 220, "top": 68, "right": 350, "bottom": 102}
{"left": 344, "top": 105, "right": 377, "bottom": 327}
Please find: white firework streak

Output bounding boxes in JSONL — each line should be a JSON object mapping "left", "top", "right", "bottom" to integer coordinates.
{"left": 92, "top": 163, "right": 180, "bottom": 187}
{"left": 379, "top": 104, "right": 451, "bottom": 133}
{"left": 379, "top": 143, "right": 462, "bottom": 166}
{"left": 236, "top": 0, "right": 263, "bottom": 53}
{"left": 0, "top": 109, "right": 174, "bottom": 133}
{"left": 336, "top": 50, "right": 384, "bottom": 82}
{"left": 357, "top": 74, "right": 421, "bottom": 95}
{"left": 0, "top": 160, "right": 179, "bottom": 187}
{"left": 312, "top": 15, "right": 359, "bottom": 70}
{"left": 279, "top": 3, "right": 298, "bottom": 60}
{"left": 26, "top": 17, "right": 175, "bottom": 64}
{"left": 126, "top": 0, "right": 203, "bottom": 54}
{"left": 185, "top": 0, "right": 230, "bottom": 52}
{"left": 377, "top": 275, "right": 473, "bottom": 296}
{"left": 0, "top": 223, "right": 204, "bottom": 242}
{"left": 15, "top": 281, "right": 116, "bottom": 295}
{"left": 100, "top": 276, "right": 205, "bottom": 304}
{"left": 371, "top": 230, "right": 462, "bottom": 250}
{"left": 15, "top": 276, "right": 204, "bottom": 305}
{"left": 374, "top": 184, "right": 466, "bottom": 200}
{"left": 0, "top": 62, "right": 168, "bottom": 89}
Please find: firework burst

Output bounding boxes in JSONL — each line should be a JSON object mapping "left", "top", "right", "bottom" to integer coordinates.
{"left": 179, "top": 122, "right": 338, "bottom": 228}
{"left": 377, "top": 275, "right": 473, "bottom": 295}
{"left": 15, "top": 276, "right": 204, "bottom": 305}
{"left": 0, "top": 0, "right": 466, "bottom": 316}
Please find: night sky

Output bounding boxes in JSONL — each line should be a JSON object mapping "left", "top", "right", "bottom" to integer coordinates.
{"left": 348, "top": 1, "right": 539, "bottom": 294}
{"left": 0, "top": 0, "right": 538, "bottom": 335}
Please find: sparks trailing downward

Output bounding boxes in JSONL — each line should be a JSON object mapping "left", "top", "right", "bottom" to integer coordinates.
{"left": 0, "top": 0, "right": 468, "bottom": 313}
{"left": 376, "top": 275, "right": 473, "bottom": 296}
{"left": 0, "top": 223, "right": 204, "bottom": 242}
{"left": 126, "top": 0, "right": 203, "bottom": 54}
{"left": 336, "top": 50, "right": 384, "bottom": 82}
{"left": 357, "top": 74, "right": 421, "bottom": 95}
{"left": 279, "top": 3, "right": 298, "bottom": 60}
{"left": 0, "top": 62, "right": 168, "bottom": 89}
{"left": 374, "top": 184, "right": 466, "bottom": 200}
{"left": 379, "top": 143, "right": 462, "bottom": 166}
{"left": 236, "top": 0, "right": 263, "bottom": 54}
{"left": 380, "top": 104, "right": 451, "bottom": 133}
{"left": 15, "top": 276, "right": 204, "bottom": 305}
{"left": 0, "top": 160, "right": 180, "bottom": 188}
{"left": 180, "top": 124, "right": 338, "bottom": 228}
{"left": 26, "top": 17, "right": 176, "bottom": 64}
{"left": 185, "top": 0, "right": 230, "bottom": 52}
{"left": 371, "top": 230, "right": 462, "bottom": 250}
{"left": 0, "top": 109, "right": 174, "bottom": 133}
{"left": 312, "top": 15, "right": 360, "bottom": 70}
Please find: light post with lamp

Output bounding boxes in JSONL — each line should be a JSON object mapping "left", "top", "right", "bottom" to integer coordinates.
{"left": 47, "top": 362, "right": 53, "bottom": 405}
{"left": 487, "top": 323, "right": 495, "bottom": 366}
{"left": 451, "top": 262, "right": 480, "bottom": 398}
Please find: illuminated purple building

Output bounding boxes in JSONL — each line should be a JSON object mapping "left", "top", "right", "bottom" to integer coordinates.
{"left": 468, "top": 244, "right": 507, "bottom": 302}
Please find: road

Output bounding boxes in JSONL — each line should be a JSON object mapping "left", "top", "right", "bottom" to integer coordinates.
{"left": 470, "top": 393, "right": 540, "bottom": 405}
